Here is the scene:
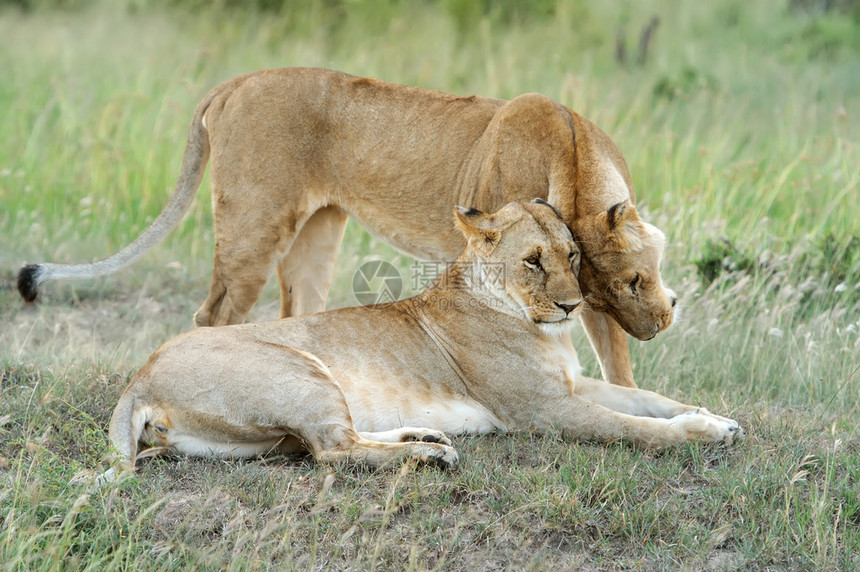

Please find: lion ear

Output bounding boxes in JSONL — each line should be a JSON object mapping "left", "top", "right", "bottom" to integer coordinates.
{"left": 454, "top": 206, "right": 501, "bottom": 249}
{"left": 603, "top": 201, "right": 643, "bottom": 251}
{"left": 606, "top": 200, "right": 640, "bottom": 230}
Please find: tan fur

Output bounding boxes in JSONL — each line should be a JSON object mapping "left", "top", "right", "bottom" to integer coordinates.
{"left": 20, "top": 68, "right": 677, "bottom": 389}
{"left": 104, "top": 201, "right": 741, "bottom": 479}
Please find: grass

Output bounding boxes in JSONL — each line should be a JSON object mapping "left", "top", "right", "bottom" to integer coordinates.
{"left": 1, "top": 0, "right": 859, "bottom": 569}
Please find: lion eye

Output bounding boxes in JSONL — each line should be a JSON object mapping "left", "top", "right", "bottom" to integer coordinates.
{"left": 524, "top": 255, "right": 542, "bottom": 270}
{"left": 629, "top": 273, "right": 641, "bottom": 292}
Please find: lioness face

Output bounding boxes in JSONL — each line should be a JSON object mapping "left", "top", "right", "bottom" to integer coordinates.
{"left": 572, "top": 201, "right": 676, "bottom": 340}
{"left": 455, "top": 200, "right": 583, "bottom": 333}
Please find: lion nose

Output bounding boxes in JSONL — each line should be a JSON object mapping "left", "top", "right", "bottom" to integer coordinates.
{"left": 555, "top": 301, "right": 581, "bottom": 315}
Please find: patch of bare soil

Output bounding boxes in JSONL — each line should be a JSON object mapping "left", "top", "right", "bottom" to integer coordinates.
{"left": 0, "top": 271, "right": 282, "bottom": 367}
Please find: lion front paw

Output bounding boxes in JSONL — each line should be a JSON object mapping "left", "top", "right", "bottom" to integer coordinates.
{"left": 669, "top": 410, "right": 744, "bottom": 446}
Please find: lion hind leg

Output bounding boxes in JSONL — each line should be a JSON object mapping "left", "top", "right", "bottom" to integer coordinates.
{"left": 194, "top": 206, "right": 310, "bottom": 327}
{"left": 313, "top": 429, "right": 459, "bottom": 468}
{"left": 359, "top": 427, "right": 453, "bottom": 446}
{"left": 283, "top": 366, "right": 458, "bottom": 467}
{"left": 193, "top": 256, "right": 273, "bottom": 327}
{"left": 277, "top": 205, "right": 348, "bottom": 318}
{"left": 288, "top": 386, "right": 458, "bottom": 467}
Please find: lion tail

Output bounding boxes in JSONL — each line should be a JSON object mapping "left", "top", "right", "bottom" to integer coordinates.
{"left": 17, "top": 83, "right": 221, "bottom": 303}
{"left": 106, "top": 386, "right": 150, "bottom": 475}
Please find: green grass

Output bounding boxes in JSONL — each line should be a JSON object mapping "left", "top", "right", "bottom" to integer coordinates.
{"left": 1, "top": 0, "right": 859, "bottom": 569}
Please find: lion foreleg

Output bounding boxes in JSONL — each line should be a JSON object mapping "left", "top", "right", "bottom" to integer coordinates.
{"left": 573, "top": 375, "right": 697, "bottom": 418}
{"left": 537, "top": 395, "right": 742, "bottom": 450}
{"left": 580, "top": 305, "right": 636, "bottom": 387}
{"left": 573, "top": 375, "right": 742, "bottom": 436}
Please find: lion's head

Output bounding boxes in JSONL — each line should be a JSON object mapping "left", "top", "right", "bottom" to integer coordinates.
{"left": 453, "top": 199, "right": 582, "bottom": 334}
{"left": 570, "top": 201, "right": 676, "bottom": 340}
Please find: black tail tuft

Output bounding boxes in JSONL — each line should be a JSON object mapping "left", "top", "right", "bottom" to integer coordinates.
{"left": 17, "top": 264, "right": 41, "bottom": 302}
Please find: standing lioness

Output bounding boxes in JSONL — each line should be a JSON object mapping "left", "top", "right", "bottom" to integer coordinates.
{"left": 20, "top": 67, "right": 675, "bottom": 388}
{"left": 105, "top": 200, "right": 740, "bottom": 477}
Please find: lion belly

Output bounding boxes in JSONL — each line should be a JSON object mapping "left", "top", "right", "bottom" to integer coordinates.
{"left": 166, "top": 431, "right": 304, "bottom": 459}
{"left": 340, "top": 379, "right": 506, "bottom": 436}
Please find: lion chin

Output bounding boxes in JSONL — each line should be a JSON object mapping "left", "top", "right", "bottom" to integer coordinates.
{"left": 536, "top": 317, "right": 580, "bottom": 337}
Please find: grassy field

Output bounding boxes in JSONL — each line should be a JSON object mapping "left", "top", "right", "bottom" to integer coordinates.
{"left": 1, "top": 0, "right": 859, "bottom": 569}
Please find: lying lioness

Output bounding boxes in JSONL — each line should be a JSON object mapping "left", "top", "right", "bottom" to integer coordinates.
{"left": 19, "top": 68, "right": 675, "bottom": 388}
{"left": 105, "top": 200, "right": 741, "bottom": 477}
